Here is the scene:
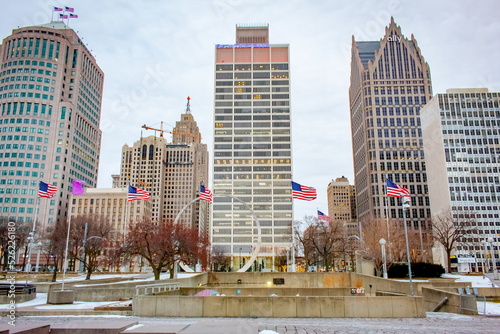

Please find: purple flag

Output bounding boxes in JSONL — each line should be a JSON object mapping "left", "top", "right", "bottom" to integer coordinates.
{"left": 72, "top": 180, "right": 86, "bottom": 195}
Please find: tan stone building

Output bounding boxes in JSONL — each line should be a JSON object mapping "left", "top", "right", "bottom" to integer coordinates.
{"left": 327, "top": 176, "right": 358, "bottom": 236}
{"left": 69, "top": 188, "right": 152, "bottom": 271}
{"left": 116, "top": 100, "right": 209, "bottom": 233}
{"left": 349, "top": 18, "right": 433, "bottom": 260}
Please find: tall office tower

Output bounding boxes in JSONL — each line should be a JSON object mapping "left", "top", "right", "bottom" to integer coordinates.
{"left": 212, "top": 25, "right": 293, "bottom": 270}
{"left": 327, "top": 176, "right": 358, "bottom": 236}
{"left": 349, "top": 18, "right": 433, "bottom": 260}
{"left": 118, "top": 135, "right": 168, "bottom": 224}
{"left": 421, "top": 88, "right": 500, "bottom": 271}
{"left": 164, "top": 98, "right": 209, "bottom": 231}
{"left": 118, "top": 100, "right": 208, "bottom": 233}
{"left": 0, "top": 21, "right": 103, "bottom": 233}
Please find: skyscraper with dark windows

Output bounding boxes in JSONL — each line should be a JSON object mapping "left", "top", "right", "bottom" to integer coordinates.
{"left": 0, "top": 21, "right": 104, "bottom": 234}
{"left": 349, "top": 18, "right": 433, "bottom": 260}
{"left": 212, "top": 25, "right": 293, "bottom": 270}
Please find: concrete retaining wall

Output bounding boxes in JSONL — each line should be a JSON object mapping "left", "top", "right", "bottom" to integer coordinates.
{"left": 208, "top": 272, "right": 352, "bottom": 288}
{"left": 171, "top": 287, "right": 362, "bottom": 297}
{"left": 46, "top": 273, "right": 207, "bottom": 302}
{"left": 476, "top": 287, "right": 500, "bottom": 299}
{"left": 133, "top": 295, "right": 425, "bottom": 318}
{"left": 0, "top": 293, "right": 35, "bottom": 304}
{"left": 421, "top": 287, "right": 477, "bottom": 315}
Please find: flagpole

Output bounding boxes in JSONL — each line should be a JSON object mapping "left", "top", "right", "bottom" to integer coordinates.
{"left": 61, "top": 195, "right": 73, "bottom": 291}
{"left": 25, "top": 198, "right": 40, "bottom": 273}
{"left": 402, "top": 196, "right": 414, "bottom": 296}
{"left": 385, "top": 195, "right": 393, "bottom": 261}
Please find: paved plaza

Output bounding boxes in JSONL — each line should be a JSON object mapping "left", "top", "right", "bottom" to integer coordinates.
{"left": 1, "top": 314, "right": 500, "bottom": 333}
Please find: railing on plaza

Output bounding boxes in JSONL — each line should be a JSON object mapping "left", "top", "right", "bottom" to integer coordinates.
{"left": 135, "top": 282, "right": 180, "bottom": 296}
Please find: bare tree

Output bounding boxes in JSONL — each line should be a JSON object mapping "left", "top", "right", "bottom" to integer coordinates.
{"left": 294, "top": 218, "right": 316, "bottom": 271}
{"left": 361, "top": 218, "right": 409, "bottom": 277}
{"left": 432, "top": 209, "right": 476, "bottom": 273}
{"left": 69, "top": 215, "right": 112, "bottom": 280}
{"left": 41, "top": 220, "right": 67, "bottom": 282}
{"left": 211, "top": 246, "right": 231, "bottom": 272}
{"left": 127, "top": 218, "right": 203, "bottom": 280}
{"left": 295, "top": 215, "right": 345, "bottom": 272}
{"left": 274, "top": 247, "right": 288, "bottom": 272}
{"left": 0, "top": 217, "right": 30, "bottom": 271}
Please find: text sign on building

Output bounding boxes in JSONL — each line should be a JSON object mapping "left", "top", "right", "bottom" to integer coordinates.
{"left": 457, "top": 257, "right": 476, "bottom": 264}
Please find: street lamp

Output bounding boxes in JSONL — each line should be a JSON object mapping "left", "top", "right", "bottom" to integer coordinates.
{"left": 379, "top": 238, "right": 388, "bottom": 279}
{"left": 239, "top": 247, "right": 242, "bottom": 269}
{"left": 488, "top": 237, "right": 498, "bottom": 280}
{"left": 481, "top": 240, "right": 488, "bottom": 273}
{"left": 402, "top": 196, "right": 414, "bottom": 296}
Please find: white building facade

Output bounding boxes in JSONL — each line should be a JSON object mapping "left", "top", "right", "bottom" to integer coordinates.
{"left": 212, "top": 25, "right": 293, "bottom": 270}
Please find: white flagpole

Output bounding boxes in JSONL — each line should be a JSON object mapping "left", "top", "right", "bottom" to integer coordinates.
{"left": 385, "top": 186, "right": 393, "bottom": 261}
{"left": 61, "top": 195, "right": 73, "bottom": 291}
{"left": 26, "top": 197, "right": 40, "bottom": 273}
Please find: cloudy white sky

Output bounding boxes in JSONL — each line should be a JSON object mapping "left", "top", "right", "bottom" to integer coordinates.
{"left": 1, "top": 0, "right": 499, "bottom": 220}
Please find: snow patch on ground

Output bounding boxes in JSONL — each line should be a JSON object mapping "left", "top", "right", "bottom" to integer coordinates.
{"left": 442, "top": 273, "right": 497, "bottom": 287}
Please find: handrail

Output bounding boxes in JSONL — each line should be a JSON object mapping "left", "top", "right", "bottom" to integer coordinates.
{"left": 135, "top": 282, "right": 180, "bottom": 296}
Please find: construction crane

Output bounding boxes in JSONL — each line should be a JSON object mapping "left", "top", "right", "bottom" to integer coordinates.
{"left": 141, "top": 121, "right": 170, "bottom": 137}
{"left": 142, "top": 97, "right": 199, "bottom": 142}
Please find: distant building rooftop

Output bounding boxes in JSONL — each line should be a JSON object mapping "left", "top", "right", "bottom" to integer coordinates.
{"left": 355, "top": 41, "right": 380, "bottom": 68}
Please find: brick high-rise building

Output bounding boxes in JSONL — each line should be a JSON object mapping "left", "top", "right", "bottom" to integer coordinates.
{"left": 349, "top": 18, "right": 433, "bottom": 260}
{"left": 212, "top": 25, "right": 293, "bottom": 270}
{"left": 0, "top": 21, "right": 104, "bottom": 234}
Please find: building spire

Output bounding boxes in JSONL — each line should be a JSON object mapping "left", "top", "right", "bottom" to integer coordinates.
{"left": 185, "top": 96, "right": 191, "bottom": 114}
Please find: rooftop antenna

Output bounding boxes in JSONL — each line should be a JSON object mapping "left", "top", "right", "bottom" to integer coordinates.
{"left": 185, "top": 96, "right": 191, "bottom": 114}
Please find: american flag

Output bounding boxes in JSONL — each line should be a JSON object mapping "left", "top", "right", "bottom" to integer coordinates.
{"left": 38, "top": 181, "right": 57, "bottom": 198}
{"left": 65, "top": 6, "right": 75, "bottom": 13}
{"left": 200, "top": 185, "right": 213, "bottom": 203}
{"left": 69, "top": 14, "right": 79, "bottom": 18}
{"left": 317, "top": 210, "right": 331, "bottom": 221}
{"left": 386, "top": 178, "right": 411, "bottom": 198}
{"left": 59, "top": 14, "right": 68, "bottom": 19}
{"left": 53, "top": 7, "right": 63, "bottom": 12}
{"left": 127, "top": 185, "right": 150, "bottom": 201}
{"left": 291, "top": 181, "right": 317, "bottom": 201}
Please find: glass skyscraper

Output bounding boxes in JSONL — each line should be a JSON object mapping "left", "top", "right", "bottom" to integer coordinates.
{"left": 212, "top": 25, "right": 293, "bottom": 270}
{"left": 0, "top": 21, "right": 103, "bottom": 234}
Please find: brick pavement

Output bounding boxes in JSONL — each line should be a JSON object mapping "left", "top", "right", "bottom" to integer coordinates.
{"left": 1, "top": 315, "right": 500, "bottom": 333}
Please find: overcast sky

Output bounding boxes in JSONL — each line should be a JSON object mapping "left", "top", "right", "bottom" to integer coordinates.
{"left": 1, "top": 0, "right": 499, "bottom": 221}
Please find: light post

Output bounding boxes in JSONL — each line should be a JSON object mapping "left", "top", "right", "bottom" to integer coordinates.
{"left": 402, "top": 196, "right": 414, "bottom": 296}
{"left": 379, "top": 238, "right": 388, "bottom": 279}
{"left": 35, "top": 241, "right": 43, "bottom": 272}
{"left": 481, "top": 240, "right": 488, "bottom": 273}
{"left": 488, "top": 237, "right": 498, "bottom": 280}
